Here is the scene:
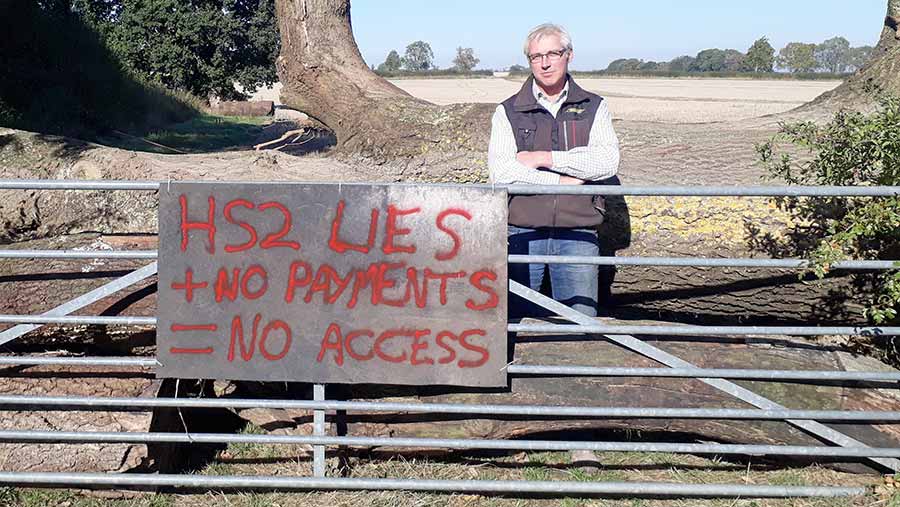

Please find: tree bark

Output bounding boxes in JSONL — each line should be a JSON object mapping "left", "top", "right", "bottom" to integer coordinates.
{"left": 807, "top": 0, "right": 900, "bottom": 110}
{"left": 274, "top": 0, "right": 492, "bottom": 180}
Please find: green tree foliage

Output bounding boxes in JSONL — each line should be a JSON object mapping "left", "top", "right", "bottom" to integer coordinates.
{"left": 508, "top": 64, "right": 528, "bottom": 73}
{"left": 70, "top": 0, "right": 119, "bottom": 24}
{"left": 742, "top": 37, "right": 775, "bottom": 72}
{"left": 639, "top": 61, "right": 662, "bottom": 71}
{"left": 0, "top": 0, "right": 196, "bottom": 137}
{"left": 77, "top": 0, "right": 279, "bottom": 100}
{"left": 690, "top": 49, "right": 745, "bottom": 72}
{"left": 777, "top": 42, "right": 818, "bottom": 73}
{"left": 668, "top": 55, "right": 695, "bottom": 72}
{"left": 815, "top": 36, "right": 852, "bottom": 73}
{"left": 452, "top": 47, "right": 480, "bottom": 72}
{"left": 848, "top": 45, "right": 875, "bottom": 72}
{"left": 377, "top": 50, "right": 402, "bottom": 73}
{"left": 606, "top": 58, "right": 643, "bottom": 72}
{"left": 690, "top": 49, "right": 723, "bottom": 71}
{"left": 603, "top": 36, "right": 866, "bottom": 76}
{"left": 723, "top": 49, "right": 746, "bottom": 71}
{"left": 402, "top": 41, "right": 434, "bottom": 71}
{"left": 757, "top": 94, "right": 900, "bottom": 324}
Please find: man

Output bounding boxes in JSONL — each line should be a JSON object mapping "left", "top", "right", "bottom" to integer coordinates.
{"left": 488, "top": 23, "right": 620, "bottom": 318}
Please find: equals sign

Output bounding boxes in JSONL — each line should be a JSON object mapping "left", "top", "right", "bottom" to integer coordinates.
{"left": 169, "top": 323, "right": 217, "bottom": 355}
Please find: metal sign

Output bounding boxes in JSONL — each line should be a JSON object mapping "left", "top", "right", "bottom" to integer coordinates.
{"left": 156, "top": 182, "right": 508, "bottom": 387}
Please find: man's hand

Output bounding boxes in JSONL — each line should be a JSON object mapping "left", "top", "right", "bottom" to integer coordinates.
{"left": 516, "top": 151, "right": 553, "bottom": 170}
{"left": 516, "top": 151, "right": 583, "bottom": 184}
{"left": 559, "top": 175, "right": 585, "bottom": 185}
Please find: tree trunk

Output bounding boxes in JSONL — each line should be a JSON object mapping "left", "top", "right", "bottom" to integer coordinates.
{"left": 274, "top": 0, "right": 492, "bottom": 180}
{"left": 807, "top": 0, "right": 900, "bottom": 109}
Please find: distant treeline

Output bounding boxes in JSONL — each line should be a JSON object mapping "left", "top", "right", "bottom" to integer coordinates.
{"left": 373, "top": 43, "right": 483, "bottom": 74}
{"left": 605, "top": 37, "right": 873, "bottom": 75}
{"left": 373, "top": 36, "right": 869, "bottom": 80}
{"left": 570, "top": 71, "right": 850, "bottom": 80}
{"left": 373, "top": 69, "right": 496, "bottom": 78}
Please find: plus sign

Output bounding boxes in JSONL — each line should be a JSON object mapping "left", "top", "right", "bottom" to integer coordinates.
{"left": 171, "top": 269, "right": 208, "bottom": 303}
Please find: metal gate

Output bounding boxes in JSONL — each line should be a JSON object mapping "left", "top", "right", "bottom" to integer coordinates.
{"left": 0, "top": 179, "right": 898, "bottom": 499}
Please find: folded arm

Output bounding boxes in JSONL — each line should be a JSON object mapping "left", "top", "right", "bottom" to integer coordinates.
{"left": 550, "top": 101, "right": 620, "bottom": 181}
{"left": 488, "top": 102, "right": 620, "bottom": 185}
{"left": 487, "top": 105, "right": 561, "bottom": 185}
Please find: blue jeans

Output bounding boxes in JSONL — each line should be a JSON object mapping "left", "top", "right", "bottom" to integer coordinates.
{"left": 508, "top": 225, "right": 599, "bottom": 318}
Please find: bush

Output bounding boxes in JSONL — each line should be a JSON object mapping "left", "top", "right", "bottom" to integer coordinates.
{"left": 757, "top": 93, "right": 900, "bottom": 323}
{"left": 570, "top": 70, "right": 850, "bottom": 80}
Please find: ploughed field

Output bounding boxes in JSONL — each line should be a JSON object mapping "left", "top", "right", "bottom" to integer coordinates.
{"left": 389, "top": 77, "right": 841, "bottom": 123}
{"left": 250, "top": 77, "right": 840, "bottom": 123}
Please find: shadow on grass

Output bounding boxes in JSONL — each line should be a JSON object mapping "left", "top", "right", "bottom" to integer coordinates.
{"left": 0, "top": 1, "right": 198, "bottom": 144}
{"left": 97, "top": 115, "right": 269, "bottom": 154}
{"left": 95, "top": 115, "right": 337, "bottom": 156}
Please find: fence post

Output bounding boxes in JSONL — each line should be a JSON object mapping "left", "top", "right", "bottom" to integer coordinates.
{"left": 313, "top": 384, "right": 326, "bottom": 478}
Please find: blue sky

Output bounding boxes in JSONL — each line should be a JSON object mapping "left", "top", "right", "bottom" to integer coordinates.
{"left": 351, "top": 1, "right": 886, "bottom": 70}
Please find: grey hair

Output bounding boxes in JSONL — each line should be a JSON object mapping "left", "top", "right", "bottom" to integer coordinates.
{"left": 523, "top": 23, "right": 573, "bottom": 57}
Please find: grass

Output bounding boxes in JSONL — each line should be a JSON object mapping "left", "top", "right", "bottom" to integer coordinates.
{"left": 889, "top": 491, "right": 900, "bottom": 507}
{"left": 227, "top": 423, "right": 276, "bottom": 459}
{"left": 99, "top": 114, "right": 271, "bottom": 154}
{"left": 0, "top": 487, "right": 164, "bottom": 507}
{"left": 0, "top": 449, "right": 892, "bottom": 507}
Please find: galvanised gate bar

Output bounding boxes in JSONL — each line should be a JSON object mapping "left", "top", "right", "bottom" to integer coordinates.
{"left": 0, "top": 179, "right": 898, "bottom": 499}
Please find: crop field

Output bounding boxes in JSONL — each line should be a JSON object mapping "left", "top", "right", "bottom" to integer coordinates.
{"left": 390, "top": 77, "right": 841, "bottom": 123}
{"left": 253, "top": 77, "right": 840, "bottom": 123}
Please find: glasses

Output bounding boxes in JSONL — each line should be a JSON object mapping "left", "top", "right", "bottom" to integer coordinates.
{"left": 527, "top": 49, "right": 568, "bottom": 65}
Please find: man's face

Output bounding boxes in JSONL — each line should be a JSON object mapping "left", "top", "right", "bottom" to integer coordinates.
{"left": 527, "top": 34, "right": 571, "bottom": 91}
